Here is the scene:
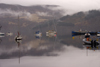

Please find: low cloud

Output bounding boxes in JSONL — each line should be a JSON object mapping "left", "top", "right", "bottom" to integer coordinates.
{"left": 0, "top": 8, "right": 32, "bottom": 17}
{"left": 1, "top": 0, "right": 100, "bottom": 15}
{"left": 36, "top": 11, "right": 51, "bottom": 17}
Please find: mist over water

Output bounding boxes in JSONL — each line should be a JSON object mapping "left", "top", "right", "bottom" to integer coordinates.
{"left": 0, "top": 46, "right": 100, "bottom": 67}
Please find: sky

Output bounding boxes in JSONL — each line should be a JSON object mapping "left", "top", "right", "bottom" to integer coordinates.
{"left": 0, "top": 0, "right": 100, "bottom": 14}
{"left": 0, "top": 46, "right": 100, "bottom": 67}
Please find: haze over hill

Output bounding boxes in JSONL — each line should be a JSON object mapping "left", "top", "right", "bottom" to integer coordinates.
{"left": 1, "top": 0, "right": 100, "bottom": 15}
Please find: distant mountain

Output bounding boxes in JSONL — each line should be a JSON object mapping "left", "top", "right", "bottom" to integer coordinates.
{"left": 60, "top": 10, "right": 100, "bottom": 31}
{"left": 0, "top": 3, "right": 64, "bottom": 22}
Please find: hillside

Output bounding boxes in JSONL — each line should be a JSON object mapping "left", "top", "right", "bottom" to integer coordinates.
{"left": 0, "top": 3, "right": 64, "bottom": 21}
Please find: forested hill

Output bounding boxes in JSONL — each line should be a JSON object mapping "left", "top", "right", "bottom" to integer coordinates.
{"left": 60, "top": 10, "right": 100, "bottom": 31}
